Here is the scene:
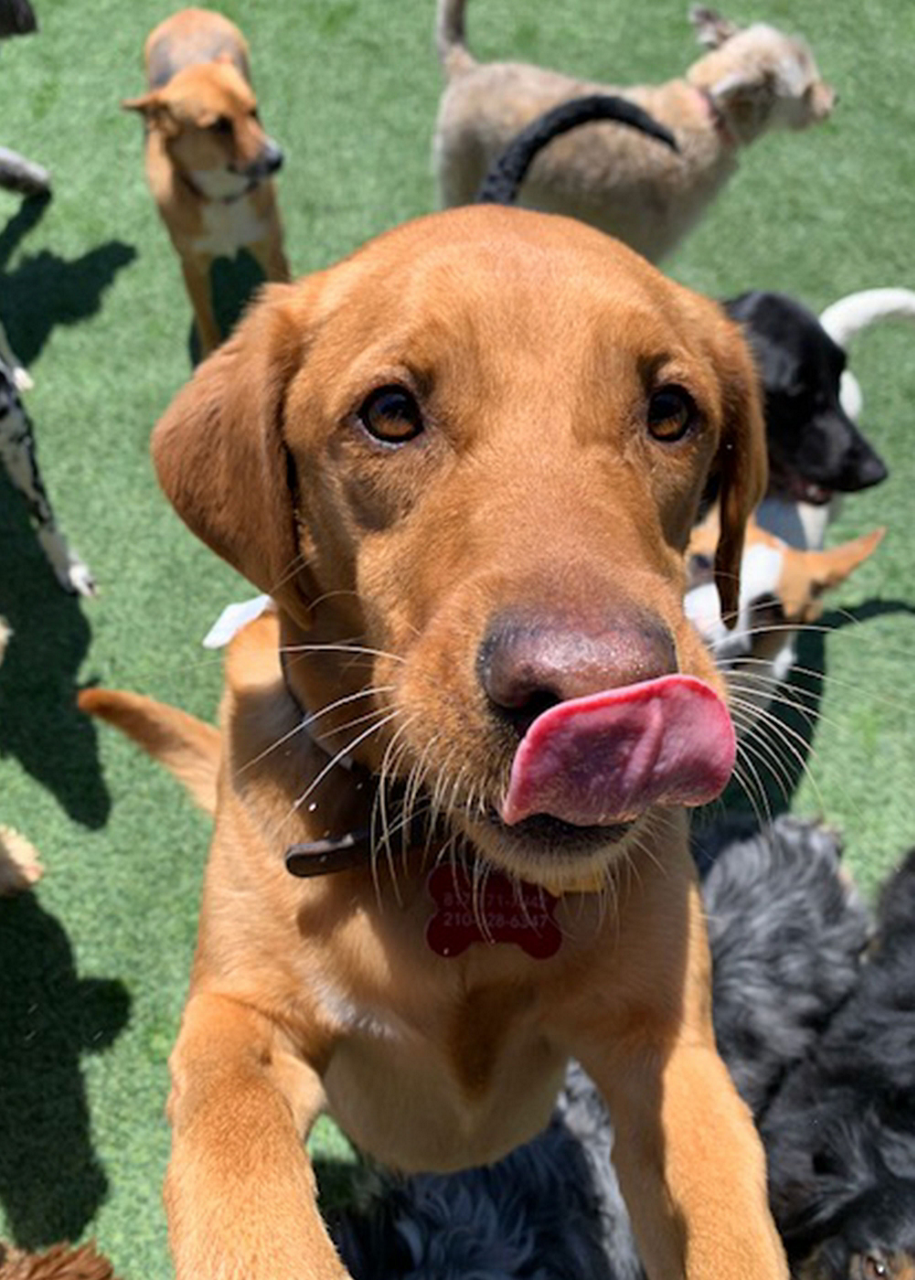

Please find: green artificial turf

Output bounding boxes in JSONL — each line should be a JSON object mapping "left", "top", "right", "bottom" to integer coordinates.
{"left": 1, "top": 0, "right": 914, "bottom": 1273}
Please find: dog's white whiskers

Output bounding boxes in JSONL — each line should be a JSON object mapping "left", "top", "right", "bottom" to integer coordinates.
{"left": 373, "top": 715, "right": 419, "bottom": 903}
{"left": 238, "top": 685, "right": 397, "bottom": 775}
{"left": 729, "top": 654, "right": 915, "bottom": 714}
{"left": 729, "top": 754, "right": 775, "bottom": 830}
{"left": 731, "top": 692, "right": 829, "bottom": 802}
{"left": 726, "top": 678, "right": 832, "bottom": 739}
{"left": 730, "top": 707, "right": 798, "bottom": 806}
{"left": 279, "top": 641, "right": 406, "bottom": 665}
{"left": 288, "top": 711, "right": 398, "bottom": 822}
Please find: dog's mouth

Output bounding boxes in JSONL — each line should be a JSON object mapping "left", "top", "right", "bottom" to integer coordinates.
{"left": 485, "top": 810, "right": 635, "bottom": 858}
{"left": 498, "top": 675, "right": 735, "bottom": 829}
{"left": 768, "top": 465, "right": 834, "bottom": 506}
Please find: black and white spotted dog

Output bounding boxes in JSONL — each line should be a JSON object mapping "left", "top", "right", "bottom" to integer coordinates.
{"left": 0, "top": 331, "right": 95, "bottom": 597}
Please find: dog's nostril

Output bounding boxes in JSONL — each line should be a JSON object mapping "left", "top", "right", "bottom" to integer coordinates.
{"left": 478, "top": 615, "right": 678, "bottom": 733}
{"left": 479, "top": 637, "right": 563, "bottom": 720}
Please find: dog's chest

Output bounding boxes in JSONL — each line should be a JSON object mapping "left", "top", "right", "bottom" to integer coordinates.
{"left": 192, "top": 196, "right": 269, "bottom": 257}
{"left": 320, "top": 967, "right": 568, "bottom": 1174}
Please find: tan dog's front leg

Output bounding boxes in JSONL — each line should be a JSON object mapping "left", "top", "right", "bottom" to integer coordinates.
{"left": 166, "top": 992, "right": 347, "bottom": 1280}
{"left": 180, "top": 258, "right": 222, "bottom": 358}
{"left": 587, "top": 1036, "right": 787, "bottom": 1280}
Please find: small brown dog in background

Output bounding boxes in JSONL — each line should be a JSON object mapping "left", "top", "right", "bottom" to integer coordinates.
{"left": 434, "top": 1, "right": 834, "bottom": 261}
{"left": 124, "top": 8, "right": 290, "bottom": 358}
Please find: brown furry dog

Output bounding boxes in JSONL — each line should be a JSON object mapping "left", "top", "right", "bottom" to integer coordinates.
{"left": 0, "top": 1241, "right": 119, "bottom": 1280}
{"left": 434, "top": 2, "right": 834, "bottom": 261}
{"left": 124, "top": 8, "right": 290, "bottom": 357}
{"left": 83, "top": 205, "right": 785, "bottom": 1279}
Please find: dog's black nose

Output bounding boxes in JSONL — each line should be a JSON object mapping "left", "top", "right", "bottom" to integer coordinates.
{"left": 838, "top": 436, "right": 888, "bottom": 491}
{"left": 263, "top": 142, "right": 284, "bottom": 175}
{"left": 478, "top": 612, "right": 678, "bottom": 729}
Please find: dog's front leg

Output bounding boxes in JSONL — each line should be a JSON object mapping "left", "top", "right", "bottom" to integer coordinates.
{"left": 567, "top": 857, "right": 787, "bottom": 1280}
{"left": 180, "top": 258, "right": 222, "bottom": 359}
{"left": 166, "top": 991, "right": 348, "bottom": 1280}
{"left": 590, "top": 1036, "right": 787, "bottom": 1280}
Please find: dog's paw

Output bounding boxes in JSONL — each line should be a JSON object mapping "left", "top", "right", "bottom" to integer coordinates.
{"left": 62, "top": 559, "right": 98, "bottom": 598}
{"left": 0, "top": 826, "right": 44, "bottom": 896}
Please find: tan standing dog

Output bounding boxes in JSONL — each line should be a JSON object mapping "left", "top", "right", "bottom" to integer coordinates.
{"left": 124, "top": 8, "right": 290, "bottom": 357}
{"left": 434, "top": 2, "right": 834, "bottom": 261}
{"left": 84, "top": 205, "right": 787, "bottom": 1279}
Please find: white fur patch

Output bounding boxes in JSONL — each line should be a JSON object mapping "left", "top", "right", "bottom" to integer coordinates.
{"left": 203, "top": 594, "right": 272, "bottom": 648}
{"left": 191, "top": 193, "right": 269, "bottom": 257}
{"left": 189, "top": 167, "right": 251, "bottom": 201}
{"left": 685, "top": 542, "right": 784, "bottom": 659}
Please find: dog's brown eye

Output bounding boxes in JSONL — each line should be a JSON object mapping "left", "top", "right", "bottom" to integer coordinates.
{"left": 210, "top": 115, "right": 232, "bottom": 135}
{"left": 358, "top": 386, "right": 425, "bottom": 444}
{"left": 647, "top": 386, "right": 696, "bottom": 443}
{"left": 862, "top": 1256, "right": 888, "bottom": 1280}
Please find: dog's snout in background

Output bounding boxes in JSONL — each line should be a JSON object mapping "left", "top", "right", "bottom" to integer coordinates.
{"left": 479, "top": 611, "right": 678, "bottom": 727}
{"left": 724, "top": 291, "right": 888, "bottom": 506}
{"left": 256, "top": 137, "right": 284, "bottom": 176}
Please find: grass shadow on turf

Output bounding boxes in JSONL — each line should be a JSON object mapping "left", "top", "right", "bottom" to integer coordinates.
{"left": 0, "top": 891, "right": 131, "bottom": 1249}
{"left": 0, "top": 470, "right": 110, "bottom": 828}
{"left": 0, "top": 201, "right": 136, "bottom": 366}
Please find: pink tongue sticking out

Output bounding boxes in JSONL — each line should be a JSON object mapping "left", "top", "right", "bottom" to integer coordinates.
{"left": 501, "top": 674, "right": 735, "bottom": 827}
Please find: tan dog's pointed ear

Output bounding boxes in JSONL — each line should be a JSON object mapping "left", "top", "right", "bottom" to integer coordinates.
{"left": 689, "top": 6, "right": 741, "bottom": 49}
{"left": 710, "top": 318, "right": 768, "bottom": 628}
{"left": 805, "top": 527, "right": 885, "bottom": 594}
{"left": 122, "top": 91, "right": 158, "bottom": 114}
{"left": 152, "top": 283, "right": 314, "bottom": 627}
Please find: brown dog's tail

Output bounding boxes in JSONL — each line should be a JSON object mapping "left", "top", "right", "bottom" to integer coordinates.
{"left": 475, "top": 95, "right": 679, "bottom": 206}
{"left": 79, "top": 687, "right": 220, "bottom": 816}
{"left": 436, "top": 0, "right": 475, "bottom": 79}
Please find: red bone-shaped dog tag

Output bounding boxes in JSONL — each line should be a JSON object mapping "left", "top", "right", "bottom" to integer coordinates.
{"left": 426, "top": 864, "right": 561, "bottom": 959}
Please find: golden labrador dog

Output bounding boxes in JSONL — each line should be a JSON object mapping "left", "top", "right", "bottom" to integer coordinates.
{"left": 87, "top": 205, "right": 785, "bottom": 1279}
{"left": 434, "top": 1, "right": 834, "bottom": 261}
{"left": 124, "top": 8, "right": 290, "bottom": 358}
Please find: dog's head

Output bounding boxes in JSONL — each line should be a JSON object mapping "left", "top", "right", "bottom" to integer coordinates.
{"left": 688, "top": 7, "right": 835, "bottom": 144}
{"left": 782, "top": 1118, "right": 915, "bottom": 1280}
{"left": 124, "top": 58, "right": 283, "bottom": 201}
{"left": 152, "top": 207, "right": 766, "bottom": 887}
{"left": 725, "top": 292, "right": 888, "bottom": 503}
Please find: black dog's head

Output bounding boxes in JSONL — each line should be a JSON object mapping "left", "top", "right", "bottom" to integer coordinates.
{"left": 787, "top": 1125, "right": 915, "bottom": 1280}
{"left": 724, "top": 291, "right": 888, "bottom": 504}
{"left": 797, "top": 1191, "right": 915, "bottom": 1279}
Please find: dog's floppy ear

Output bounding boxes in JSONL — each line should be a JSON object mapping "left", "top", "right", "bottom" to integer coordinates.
{"left": 122, "top": 91, "right": 180, "bottom": 137}
{"left": 709, "top": 315, "right": 769, "bottom": 627}
{"left": 689, "top": 6, "right": 741, "bottom": 49}
{"left": 152, "top": 283, "right": 314, "bottom": 627}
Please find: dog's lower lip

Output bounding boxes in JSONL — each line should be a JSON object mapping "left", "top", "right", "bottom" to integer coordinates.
{"left": 486, "top": 808, "right": 633, "bottom": 852}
